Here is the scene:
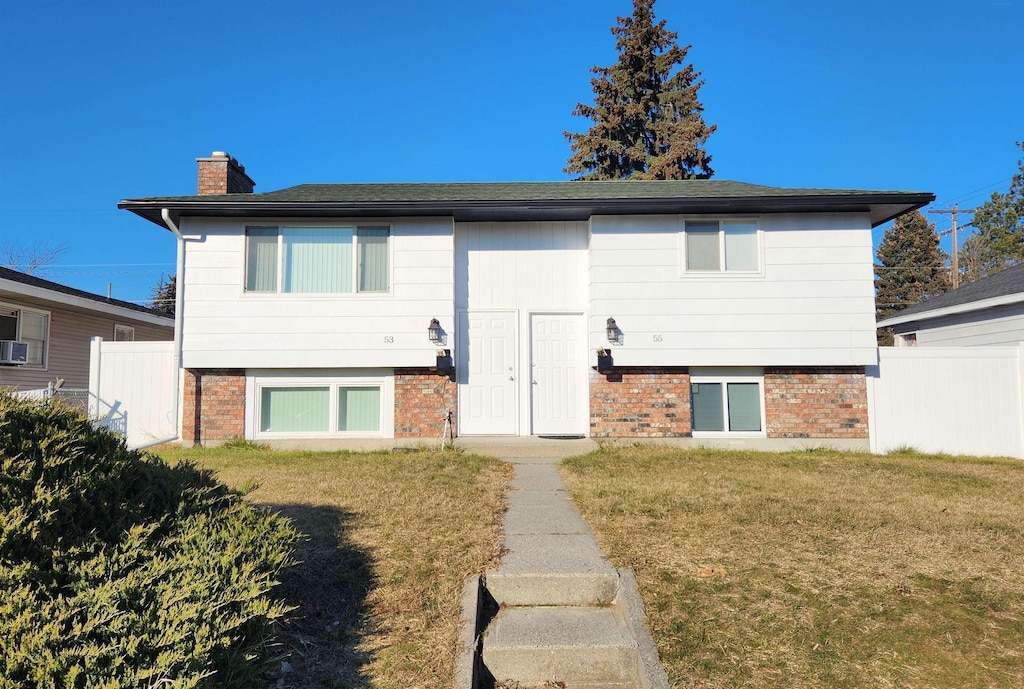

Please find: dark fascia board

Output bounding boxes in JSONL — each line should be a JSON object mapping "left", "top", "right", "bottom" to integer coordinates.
{"left": 119, "top": 192, "right": 934, "bottom": 229}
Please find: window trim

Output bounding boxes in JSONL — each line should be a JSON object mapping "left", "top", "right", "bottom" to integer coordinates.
{"left": 0, "top": 302, "right": 50, "bottom": 370}
{"left": 679, "top": 217, "right": 764, "bottom": 277}
{"left": 690, "top": 367, "right": 766, "bottom": 438}
{"left": 243, "top": 223, "right": 393, "bottom": 296}
{"left": 113, "top": 324, "right": 136, "bottom": 342}
{"left": 246, "top": 370, "right": 394, "bottom": 439}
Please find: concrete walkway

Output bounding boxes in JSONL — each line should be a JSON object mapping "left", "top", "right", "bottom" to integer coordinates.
{"left": 461, "top": 438, "right": 668, "bottom": 688}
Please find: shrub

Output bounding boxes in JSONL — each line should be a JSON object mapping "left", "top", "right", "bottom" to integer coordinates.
{"left": 0, "top": 392, "right": 298, "bottom": 688}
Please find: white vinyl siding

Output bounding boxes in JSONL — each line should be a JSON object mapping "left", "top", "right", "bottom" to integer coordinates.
{"left": 690, "top": 369, "right": 765, "bottom": 436}
{"left": 181, "top": 218, "right": 452, "bottom": 370}
{"left": 589, "top": 213, "right": 878, "bottom": 367}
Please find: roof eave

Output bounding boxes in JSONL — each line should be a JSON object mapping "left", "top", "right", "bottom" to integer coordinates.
{"left": 877, "top": 291, "right": 1024, "bottom": 328}
{"left": 119, "top": 192, "right": 935, "bottom": 230}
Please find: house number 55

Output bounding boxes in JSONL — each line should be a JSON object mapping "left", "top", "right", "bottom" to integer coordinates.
{"left": 652, "top": 335, "right": 663, "bottom": 342}
{"left": 383, "top": 336, "right": 395, "bottom": 343}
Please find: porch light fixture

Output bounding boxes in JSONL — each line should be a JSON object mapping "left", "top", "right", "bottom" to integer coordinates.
{"left": 428, "top": 318, "right": 442, "bottom": 343}
{"left": 606, "top": 317, "right": 621, "bottom": 344}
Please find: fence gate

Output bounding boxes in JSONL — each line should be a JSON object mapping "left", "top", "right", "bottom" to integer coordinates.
{"left": 89, "top": 338, "right": 176, "bottom": 449}
{"left": 867, "top": 345, "right": 1024, "bottom": 459}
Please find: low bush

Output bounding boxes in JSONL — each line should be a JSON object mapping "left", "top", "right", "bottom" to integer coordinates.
{"left": 0, "top": 392, "right": 298, "bottom": 688}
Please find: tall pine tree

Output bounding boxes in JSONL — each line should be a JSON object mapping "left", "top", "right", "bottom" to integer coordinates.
{"left": 564, "top": 0, "right": 715, "bottom": 180}
{"left": 875, "top": 210, "right": 950, "bottom": 345}
{"left": 958, "top": 141, "right": 1024, "bottom": 283}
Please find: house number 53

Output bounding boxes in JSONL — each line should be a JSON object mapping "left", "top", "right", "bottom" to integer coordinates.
{"left": 383, "top": 336, "right": 395, "bottom": 343}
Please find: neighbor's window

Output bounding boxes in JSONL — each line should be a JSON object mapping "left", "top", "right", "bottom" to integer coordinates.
{"left": 685, "top": 220, "right": 759, "bottom": 272}
{"left": 0, "top": 305, "right": 49, "bottom": 367}
{"left": 691, "top": 374, "right": 764, "bottom": 434}
{"left": 246, "top": 226, "right": 390, "bottom": 293}
{"left": 258, "top": 383, "right": 382, "bottom": 435}
{"left": 114, "top": 324, "right": 135, "bottom": 341}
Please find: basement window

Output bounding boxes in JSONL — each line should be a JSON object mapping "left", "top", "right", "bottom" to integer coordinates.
{"left": 690, "top": 369, "right": 765, "bottom": 436}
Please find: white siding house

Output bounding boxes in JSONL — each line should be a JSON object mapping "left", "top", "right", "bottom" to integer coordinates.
{"left": 119, "top": 152, "right": 932, "bottom": 446}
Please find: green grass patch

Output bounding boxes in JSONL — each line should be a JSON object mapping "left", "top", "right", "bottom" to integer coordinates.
{"left": 155, "top": 444, "right": 511, "bottom": 689}
{"left": 561, "top": 446, "right": 1024, "bottom": 689}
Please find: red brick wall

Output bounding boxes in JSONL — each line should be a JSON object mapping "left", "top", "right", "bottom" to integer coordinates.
{"left": 394, "top": 368, "right": 456, "bottom": 438}
{"left": 196, "top": 153, "right": 254, "bottom": 195}
{"left": 764, "top": 367, "right": 868, "bottom": 439}
{"left": 589, "top": 368, "right": 691, "bottom": 438}
{"left": 182, "top": 369, "right": 246, "bottom": 444}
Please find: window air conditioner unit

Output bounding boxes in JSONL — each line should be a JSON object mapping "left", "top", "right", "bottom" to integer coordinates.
{"left": 0, "top": 340, "right": 28, "bottom": 366}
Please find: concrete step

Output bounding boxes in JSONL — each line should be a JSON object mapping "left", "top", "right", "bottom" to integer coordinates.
{"left": 482, "top": 606, "right": 639, "bottom": 686}
{"left": 486, "top": 534, "right": 620, "bottom": 606}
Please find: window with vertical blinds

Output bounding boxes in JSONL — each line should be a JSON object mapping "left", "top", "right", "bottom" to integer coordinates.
{"left": 690, "top": 373, "right": 764, "bottom": 435}
{"left": 245, "top": 226, "right": 389, "bottom": 293}
{"left": 255, "top": 377, "right": 386, "bottom": 437}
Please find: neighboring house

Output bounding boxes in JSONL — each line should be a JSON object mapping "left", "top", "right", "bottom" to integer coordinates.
{"left": 0, "top": 267, "right": 174, "bottom": 391}
{"left": 877, "top": 263, "right": 1024, "bottom": 347}
{"left": 119, "top": 152, "right": 932, "bottom": 446}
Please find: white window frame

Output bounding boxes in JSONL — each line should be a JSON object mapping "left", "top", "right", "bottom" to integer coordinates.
{"left": 896, "top": 332, "right": 918, "bottom": 347}
{"left": 113, "top": 324, "right": 135, "bottom": 341}
{"left": 690, "top": 367, "right": 766, "bottom": 438}
{"left": 245, "top": 369, "right": 395, "bottom": 439}
{"left": 243, "top": 223, "right": 393, "bottom": 296}
{"left": 0, "top": 302, "right": 50, "bottom": 370}
{"left": 679, "top": 217, "right": 764, "bottom": 277}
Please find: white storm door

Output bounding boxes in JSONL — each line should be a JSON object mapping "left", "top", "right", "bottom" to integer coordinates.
{"left": 458, "top": 310, "right": 517, "bottom": 435}
{"left": 530, "top": 313, "right": 588, "bottom": 436}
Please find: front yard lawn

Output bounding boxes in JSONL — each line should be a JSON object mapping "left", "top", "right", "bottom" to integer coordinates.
{"left": 561, "top": 446, "right": 1024, "bottom": 689}
{"left": 156, "top": 444, "right": 511, "bottom": 689}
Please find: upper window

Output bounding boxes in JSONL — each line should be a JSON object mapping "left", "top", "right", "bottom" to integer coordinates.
{"left": 246, "top": 226, "right": 390, "bottom": 294}
{"left": 684, "top": 220, "right": 759, "bottom": 272}
{"left": 114, "top": 324, "right": 135, "bottom": 341}
{"left": 0, "top": 305, "right": 49, "bottom": 367}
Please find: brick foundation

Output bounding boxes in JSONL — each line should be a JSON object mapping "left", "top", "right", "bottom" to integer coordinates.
{"left": 394, "top": 368, "right": 457, "bottom": 438}
{"left": 589, "top": 367, "right": 691, "bottom": 438}
{"left": 764, "top": 367, "right": 868, "bottom": 439}
{"left": 182, "top": 369, "right": 246, "bottom": 445}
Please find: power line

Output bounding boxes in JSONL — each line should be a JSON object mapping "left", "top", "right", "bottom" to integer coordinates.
{"left": 929, "top": 205, "right": 976, "bottom": 288}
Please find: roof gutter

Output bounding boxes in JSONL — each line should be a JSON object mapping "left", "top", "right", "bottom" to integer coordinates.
{"left": 161, "top": 208, "right": 184, "bottom": 443}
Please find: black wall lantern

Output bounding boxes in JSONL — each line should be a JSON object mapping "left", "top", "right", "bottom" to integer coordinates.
{"left": 596, "top": 348, "right": 614, "bottom": 373}
{"left": 606, "top": 317, "right": 622, "bottom": 345}
{"left": 428, "top": 318, "right": 442, "bottom": 344}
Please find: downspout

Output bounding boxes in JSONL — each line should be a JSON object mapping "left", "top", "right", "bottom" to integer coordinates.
{"left": 161, "top": 207, "right": 185, "bottom": 444}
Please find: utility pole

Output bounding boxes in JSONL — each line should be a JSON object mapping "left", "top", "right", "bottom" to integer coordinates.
{"left": 930, "top": 204, "right": 976, "bottom": 289}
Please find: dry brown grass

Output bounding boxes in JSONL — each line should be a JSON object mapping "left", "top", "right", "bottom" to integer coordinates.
{"left": 156, "top": 444, "right": 511, "bottom": 689}
{"left": 561, "top": 446, "right": 1024, "bottom": 689}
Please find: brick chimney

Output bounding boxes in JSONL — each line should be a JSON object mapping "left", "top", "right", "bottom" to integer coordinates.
{"left": 196, "top": 151, "right": 255, "bottom": 195}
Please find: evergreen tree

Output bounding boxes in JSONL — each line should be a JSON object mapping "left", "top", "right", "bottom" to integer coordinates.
{"left": 148, "top": 274, "right": 175, "bottom": 317}
{"left": 564, "top": 0, "right": 716, "bottom": 180}
{"left": 958, "top": 141, "right": 1024, "bottom": 283}
{"left": 875, "top": 210, "right": 950, "bottom": 345}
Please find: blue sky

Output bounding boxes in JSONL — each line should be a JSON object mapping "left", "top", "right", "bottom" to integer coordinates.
{"left": 1, "top": 0, "right": 1021, "bottom": 304}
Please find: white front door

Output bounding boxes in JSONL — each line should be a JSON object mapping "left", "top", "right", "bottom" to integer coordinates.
{"left": 458, "top": 310, "right": 517, "bottom": 435}
{"left": 530, "top": 313, "right": 588, "bottom": 436}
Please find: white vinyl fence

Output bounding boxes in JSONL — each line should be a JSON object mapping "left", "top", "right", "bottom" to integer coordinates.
{"left": 867, "top": 345, "right": 1024, "bottom": 459}
{"left": 89, "top": 338, "right": 176, "bottom": 449}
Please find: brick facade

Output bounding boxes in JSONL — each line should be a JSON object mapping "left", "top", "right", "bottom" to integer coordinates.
{"left": 763, "top": 367, "right": 868, "bottom": 439}
{"left": 196, "top": 152, "right": 255, "bottom": 195}
{"left": 589, "top": 367, "right": 691, "bottom": 438}
{"left": 394, "top": 368, "right": 457, "bottom": 438}
{"left": 182, "top": 369, "right": 246, "bottom": 445}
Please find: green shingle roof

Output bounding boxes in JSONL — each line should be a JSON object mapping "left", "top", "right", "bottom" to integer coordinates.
{"left": 120, "top": 180, "right": 934, "bottom": 228}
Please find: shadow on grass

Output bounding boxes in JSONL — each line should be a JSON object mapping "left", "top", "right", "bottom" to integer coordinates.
{"left": 260, "top": 504, "right": 376, "bottom": 689}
